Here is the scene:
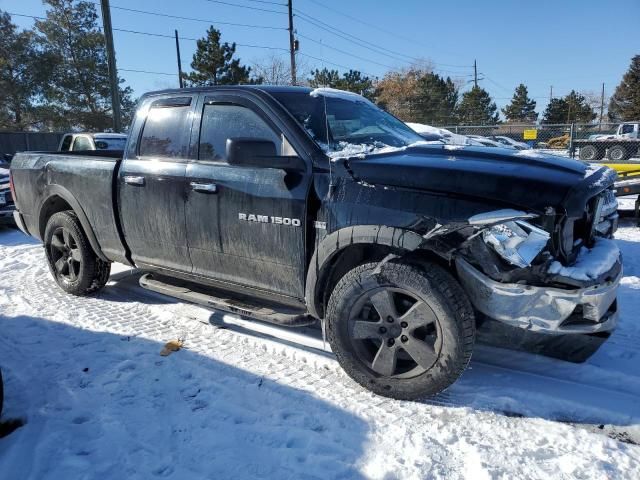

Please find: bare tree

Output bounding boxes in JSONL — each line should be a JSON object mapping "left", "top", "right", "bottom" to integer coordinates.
{"left": 251, "top": 53, "right": 314, "bottom": 86}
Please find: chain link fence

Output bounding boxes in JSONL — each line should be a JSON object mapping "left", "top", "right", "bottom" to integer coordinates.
{"left": 437, "top": 123, "right": 640, "bottom": 162}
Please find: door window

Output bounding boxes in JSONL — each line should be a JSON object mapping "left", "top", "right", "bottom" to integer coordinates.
{"left": 198, "top": 103, "right": 281, "bottom": 161}
{"left": 72, "top": 136, "right": 93, "bottom": 151}
{"left": 139, "top": 101, "right": 192, "bottom": 159}
{"left": 621, "top": 124, "right": 634, "bottom": 134}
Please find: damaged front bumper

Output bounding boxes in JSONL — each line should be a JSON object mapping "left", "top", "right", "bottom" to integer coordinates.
{"left": 456, "top": 257, "right": 621, "bottom": 335}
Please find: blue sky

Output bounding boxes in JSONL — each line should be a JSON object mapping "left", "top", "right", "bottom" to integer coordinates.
{"left": 3, "top": 0, "right": 639, "bottom": 117}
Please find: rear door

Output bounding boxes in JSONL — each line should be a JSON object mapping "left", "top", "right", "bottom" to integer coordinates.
{"left": 184, "top": 93, "right": 311, "bottom": 299}
{"left": 118, "top": 95, "right": 196, "bottom": 272}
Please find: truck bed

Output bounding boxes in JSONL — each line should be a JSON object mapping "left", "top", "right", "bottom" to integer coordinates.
{"left": 10, "top": 150, "right": 129, "bottom": 264}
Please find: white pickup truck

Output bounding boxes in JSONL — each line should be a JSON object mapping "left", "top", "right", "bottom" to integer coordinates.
{"left": 58, "top": 132, "right": 127, "bottom": 152}
{"left": 577, "top": 122, "right": 640, "bottom": 161}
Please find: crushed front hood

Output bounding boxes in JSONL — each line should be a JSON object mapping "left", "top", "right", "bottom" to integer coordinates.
{"left": 343, "top": 145, "right": 612, "bottom": 214}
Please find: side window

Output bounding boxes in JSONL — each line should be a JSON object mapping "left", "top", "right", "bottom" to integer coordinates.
{"left": 139, "top": 98, "right": 192, "bottom": 158}
{"left": 60, "top": 135, "right": 73, "bottom": 151}
{"left": 621, "top": 124, "right": 634, "bottom": 134}
{"left": 198, "top": 103, "right": 281, "bottom": 161}
{"left": 72, "top": 136, "right": 93, "bottom": 151}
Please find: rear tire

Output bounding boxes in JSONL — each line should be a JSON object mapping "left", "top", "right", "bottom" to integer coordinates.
{"left": 44, "top": 211, "right": 111, "bottom": 296}
{"left": 608, "top": 145, "right": 630, "bottom": 161}
{"left": 326, "top": 260, "right": 475, "bottom": 400}
{"left": 579, "top": 145, "right": 601, "bottom": 161}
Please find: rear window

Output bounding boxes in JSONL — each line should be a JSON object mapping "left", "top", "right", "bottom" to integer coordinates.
{"left": 95, "top": 138, "right": 126, "bottom": 150}
{"left": 139, "top": 100, "right": 192, "bottom": 158}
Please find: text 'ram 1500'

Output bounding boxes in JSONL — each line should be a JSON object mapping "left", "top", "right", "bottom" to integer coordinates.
{"left": 9, "top": 86, "right": 621, "bottom": 399}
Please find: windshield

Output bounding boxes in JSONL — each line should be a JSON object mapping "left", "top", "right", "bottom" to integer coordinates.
{"left": 271, "top": 89, "right": 425, "bottom": 158}
{"left": 94, "top": 137, "right": 127, "bottom": 150}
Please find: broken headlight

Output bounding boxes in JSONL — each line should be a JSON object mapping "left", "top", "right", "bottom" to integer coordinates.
{"left": 482, "top": 221, "right": 550, "bottom": 268}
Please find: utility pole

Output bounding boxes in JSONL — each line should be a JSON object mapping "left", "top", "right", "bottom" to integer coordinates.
{"left": 287, "top": 0, "right": 297, "bottom": 85}
{"left": 549, "top": 85, "right": 553, "bottom": 103}
{"left": 599, "top": 82, "right": 605, "bottom": 130}
{"left": 175, "top": 30, "right": 184, "bottom": 88}
{"left": 473, "top": 59, "right": 477, "bottom": 88}
{"left": 100, "top": 0, "right": 121, "bottom": 132}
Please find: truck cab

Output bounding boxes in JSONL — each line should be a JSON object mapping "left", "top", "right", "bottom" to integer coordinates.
{"left": 618, "top": 122, "right": 639, "bottom": 139}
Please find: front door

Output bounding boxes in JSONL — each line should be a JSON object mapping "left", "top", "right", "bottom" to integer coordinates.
{"left": 118, "top": 95, "right": 196, "bottom": 272}
{"left": 185, "top": 94, "right": 311, "bottom": 299}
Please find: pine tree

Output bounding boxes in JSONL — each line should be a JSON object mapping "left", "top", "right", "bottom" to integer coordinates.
{"left": 413, "top": 73, "right": 458, "bottom": 125}
{"left": 608, "top": 55, "right": 640, "bottom": 121}
{"left": 336, "top": 70, "right": 375, "bottom": 99}
{"left": 35, "top": 0, "right": 134, "bottom": 130}
{"left": 542, "top": 90, "right": 596, "bottom": 124}
{"left": 456, "top": 86, "right": 499, "bottom": 125}
{"left": 183, "top": 27, "right": 260, "bottom": 86}
{"left": 502, "top": 84, "right": 537, "bottom": 123}
{"left": 0, "top": 11, "right": 49, "bottom": 129}
{"left": 308, "top": 68, "right": 341, "bottom": 88}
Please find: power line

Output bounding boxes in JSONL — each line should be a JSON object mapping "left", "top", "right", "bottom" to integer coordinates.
{"left": 301, "top": 0, "right": 470, "bottom": 66}
{"left": 113, "top": 27, "right": 289, "bottom": 51}
{"left": 120, "top": 68, "right": 176, "bottom": 76}
{"left": 201, "top": 0, "right": 287, "bottom": 14}
{"left": 297, "top": 33, "right": 396, "bottom": 70}
{"left": 101, "top": 3, "right": 286, "bottom": 30}
{"left": 295, "top": 7, "right": 473, "bottom": 70}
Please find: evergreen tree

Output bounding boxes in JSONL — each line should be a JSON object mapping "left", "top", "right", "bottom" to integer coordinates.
{"left": 542, "top": 90, "right": 596, "bottom": 124}
{"left": 413, "top": 73, "right": 458, "bottom": 125}
{"left": 0, "top": 11, "right": 49, "bottom": 129}
{"left": 183, "top": 27, "right": 259, "bottom": 86}
{"left": 608, "top": 55, "right": 640, "bottom": 121}
{"left": 337, "top": 70, "right": 375, "bottom": 99}
{"left": 456, "top": 86, "right": 499, "bottom": 125}
{"left": 502, "top": 84, "right": 537, "bottom": 123}
{"left": 308, "top": 69, "right": 375, "bottom": 99}
{"left": 35, "top": 0, "right": 134, "bottom": 130}
{"left": 308, "top": 68, "right": 341, "bottom": 88}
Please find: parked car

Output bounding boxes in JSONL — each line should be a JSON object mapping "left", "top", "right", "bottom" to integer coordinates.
{"left": 490, "top": 135, "right": 532, "bottom": 150}
{"left": 406, "top": 123, "right": 483, "bottom": 146}
{"left": 467, "top": 135, "right": 517, "bottom": 149}
{"left": 0, "top": 163, "right": 15, "bottom": 225}
{"left": 58, "top": 132, "right": 127, "bottom": 152}
{"left": 10, "top": 86, "right": 621, "bottom": 400}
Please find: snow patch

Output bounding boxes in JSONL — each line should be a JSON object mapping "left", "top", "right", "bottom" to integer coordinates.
{"left": 309, "top": 87, "right": 368, "bottom": 102}
{"left": 327, "top": 140, "right": 432, "bottom": 161}
{"left": 548, "top": 237, "right": 620, "bottom": 281}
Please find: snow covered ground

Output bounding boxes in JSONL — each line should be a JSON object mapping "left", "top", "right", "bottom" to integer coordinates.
{"left": 1, "top": 223, "right": 639, "bottom": 479}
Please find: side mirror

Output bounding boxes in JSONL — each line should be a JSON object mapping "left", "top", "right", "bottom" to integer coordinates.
{"left": 226, "top": 138, "right": 306, "bottom": 172}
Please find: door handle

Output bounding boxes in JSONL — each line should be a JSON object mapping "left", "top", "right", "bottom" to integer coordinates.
{"left": 191, "top": 182, "right": 218, "bottom": 193}
{"left": 124, "top": 175, "right": 145, "bottom": 186}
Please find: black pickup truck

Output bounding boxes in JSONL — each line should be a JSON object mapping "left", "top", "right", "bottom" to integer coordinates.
{"left": 9, "top": 86, "right": 622, "bottom": 399}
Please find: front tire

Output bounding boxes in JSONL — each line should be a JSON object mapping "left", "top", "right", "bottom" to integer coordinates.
{"left": 44, "top": 211, "right": 111, "bottom": 296}
{"left": 326, "top": 260, "right": 475, "bottom": 400}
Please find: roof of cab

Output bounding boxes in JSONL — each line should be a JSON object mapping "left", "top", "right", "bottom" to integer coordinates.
{"left": 142, "top": 85, "right": 314, "bottom": 98}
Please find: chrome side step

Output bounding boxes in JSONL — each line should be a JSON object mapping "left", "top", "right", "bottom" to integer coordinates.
{"left": 139, "top": 273, "right": 316, "bottom": 327}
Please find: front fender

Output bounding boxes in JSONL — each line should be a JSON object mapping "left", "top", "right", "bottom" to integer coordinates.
{"left": 305, "top": 225, "right": 424, "bottom": 319}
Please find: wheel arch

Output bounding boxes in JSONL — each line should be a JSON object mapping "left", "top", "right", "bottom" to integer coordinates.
{"left": 305, "top": 225, "right": 447, "bottom": 319}
{"left": 37, "top": 185, "right": 109, "bottom": 262}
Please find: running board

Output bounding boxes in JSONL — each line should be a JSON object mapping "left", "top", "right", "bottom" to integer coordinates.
{"left": 139, "top": 273, "right": 316, "bottom": 327}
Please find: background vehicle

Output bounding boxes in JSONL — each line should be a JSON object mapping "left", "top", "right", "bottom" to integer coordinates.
{"left": 575, "top": 123, "right": 640, "bottom": 161}
{"left": 467, "top": 135, "right": 517, "bottom": 149}
{"left": 10, "top": 86, "right": 621, "bottom": 400}
{"left": 0, "top": 163, "right": 15, "bottom": 225}
{"left": 406, "top": 122, "right": 484, "bottom": 146}
{"left": 490, "top": 135, "right": 531, "bottom": 150}
{"left": 58, "top": 132, "right": 127, "bottom": 152}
